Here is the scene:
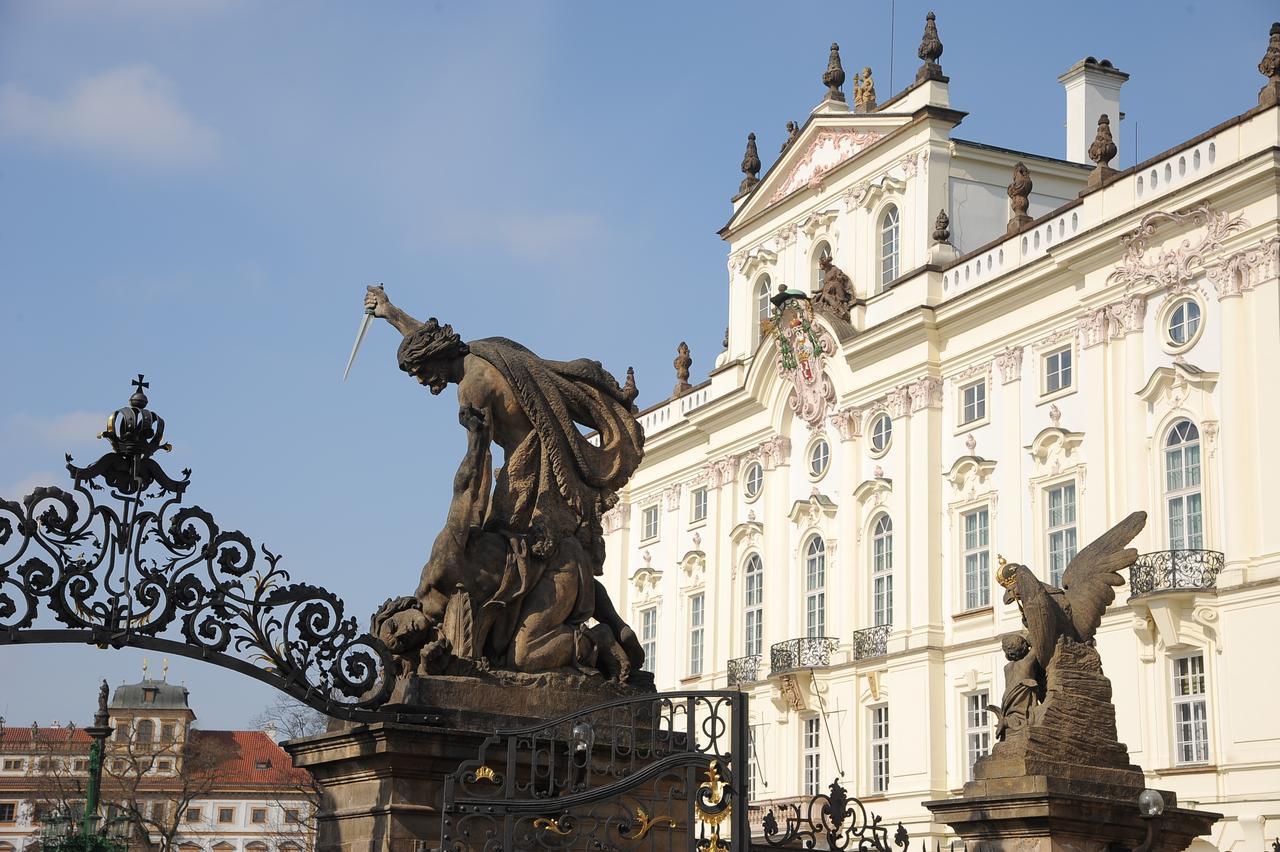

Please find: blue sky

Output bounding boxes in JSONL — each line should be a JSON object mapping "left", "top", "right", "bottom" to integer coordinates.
{"left": 0, "top": 0, "right": 1271, "bottom": 729}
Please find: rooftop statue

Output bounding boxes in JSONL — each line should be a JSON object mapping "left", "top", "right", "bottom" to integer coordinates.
{"left": 980, "top": 511, "right": 1148, "bottom": 787}
{"left": 363, "top": 287, "right": 647, "bottom": 685}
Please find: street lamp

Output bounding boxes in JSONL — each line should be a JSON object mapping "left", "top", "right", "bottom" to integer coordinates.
{"left": 1133, "top": 788, "right": 1166, "bottom": 852}
{"left": 40, "top": 681, "right": 128, "bottom": 852}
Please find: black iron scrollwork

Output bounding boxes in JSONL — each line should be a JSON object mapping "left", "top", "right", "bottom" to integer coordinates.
{"left": 851, "top": 624, "right": 891, "bottom": 661}
{"left": 726, "top": 654, "right": 761, "bottom": 687}
{"left": 761, "top": 777, "right": 909, "bottom": 852}
{"left": 0, "top": 377, "right": 395, "bottom": 721}
{"left": 770, "top": 636, "right": 838, "bottom": 675}
{"left": 441, "top": 690, "right": 751, "bottom": 850}
{"left": 1129, "top": 550, "right": 1224, "bottom": 596}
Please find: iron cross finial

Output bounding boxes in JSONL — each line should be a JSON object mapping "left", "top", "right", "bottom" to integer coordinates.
{"left": 132, "top": 374, "right": 149, "bottom": 393}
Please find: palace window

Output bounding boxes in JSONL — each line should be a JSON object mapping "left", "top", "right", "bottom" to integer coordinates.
{"left": 960, "top": 380, "right": 986, "bottom": 425}
{"left": 747, "top": 738, "right": 758, "bottom": 801}
{"left": 808, "top": 438, "right": 830, "bottom": 479}
{"left": 136, "top": 719, "right": 154, "bottom": 743}
{"left": 690, "top": 486, "right": 708, "bottom": 523}
{"left": 156, "top": 759, "right": 172, "bottom": 773}
{"left": 641, "top": 505, "right": 660, "bottom": 542}
{"left": 756, "top": 274, "right": 773, "bottom": 345}
{"left": 743, "top": 462, "right": 764, "bottom": 500}
{"left": 688, "top": 593, "right": 705, "bottom": 677}
{"left": 872, "top": 515, "right": 893, "bottom": 627}
{"left": 284, "top": 809, "right": 303, "bottom": 824}
{"left": 965, "top": 692, "right": 991, "bottom": 780}
{"left": 0, "top": 803, "right": 15, "bottom": 823}
{"left": 115, "top": 722, "right": 130, "bottom": 742}
{"left": 1, "top": 759, "right": 23, "bottom": 772}
{"left": 962, "top": 507, "right": 991, "bottom": 610}
{"left": 73, "top": 759, "right": 88, "bottom": 773}
{"left": 744, "top": 554, "right": 764, "bottom": 657}
{"left": 880, "top": 206, "right": 900, "bottom": 291}
{"left": 813, "top": 241, "right": 832, "bottom": 293}
{"left": 870, "top": 705, "right": 890, "bottom": 793}
{"left": 1046, "top": 482, "right": 1077, "bottom": 586}
{"left": 1166, "top": 299, "right": 1202, "bottom": 349}
{"left": 803, "top": 717, "right": 822, "bottom": 797}
{"left": 1043, "top": 346, "right": 1073, "bottom": 395}
{"left": 869, "top": 413, "right": 892, "bottom": 455}
{"left": 251, "top": 808, "right": 268, "bottom": 824}
{"left": 640, "top": 607, "right": 658, "bottom": 673}
{"left": 218, "top": 807, "right": 235, "bottom": 823}
{"left": 160, "top": 722, "right": 175, "bottom": 742}
{"left": 185, "top": 807, "right": 201, "bottom": 823}
{"left": 1165, "top": 420, "right": 1203, "bottom": 550}
{"left": 805, "top": 536, "right": 827, "bottom": 638}
{"left": 1172, "top": 653, "right": 1210, "bottom": 765}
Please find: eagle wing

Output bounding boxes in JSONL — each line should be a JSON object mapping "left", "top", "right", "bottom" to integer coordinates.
{"left": 1011, "top": 567, "right": 1059, "bottom": 672}
{"left": 1061, "top": 510, "right": 1147, "bottom": 641}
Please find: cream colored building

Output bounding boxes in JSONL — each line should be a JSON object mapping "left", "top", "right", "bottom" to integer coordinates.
{"left": 601, "top": 20, "right": 1280, "bottom": 852}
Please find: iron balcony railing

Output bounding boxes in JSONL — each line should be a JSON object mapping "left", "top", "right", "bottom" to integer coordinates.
{"left": 769, "top": 637, "right": 839, "bottom": 675}
{"left": 1130, "top": 549, "right": 1224, "bottom": 596}
{"left": 851, "top": 624, "right": 891, "bottom": 661}
{"left": 727, "top": 654, "right": 763, "bottom": 687}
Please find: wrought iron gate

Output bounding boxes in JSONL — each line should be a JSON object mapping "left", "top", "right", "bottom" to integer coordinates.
{"left": 441, "top": 690, "right": 750, "bottom": 851}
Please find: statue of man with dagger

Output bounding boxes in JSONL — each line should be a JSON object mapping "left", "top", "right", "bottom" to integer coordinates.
{"left": 351, "top": 285, "right": 647, "bottom": 682}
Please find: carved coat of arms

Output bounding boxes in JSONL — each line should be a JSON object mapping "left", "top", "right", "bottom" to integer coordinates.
{"left": 763, "top": 289, "right": 836, "bottom": 430}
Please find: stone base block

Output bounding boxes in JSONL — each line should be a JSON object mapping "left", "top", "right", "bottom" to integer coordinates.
{"left": 925, "top": 776, "right": 1221, "bottom": 852}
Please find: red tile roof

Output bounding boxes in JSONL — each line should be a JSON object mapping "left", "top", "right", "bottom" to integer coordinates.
{"left": 191, "top": 730, "right": 311, "bottom": 787}
{"left": 0, "top": 726, "right": 91, "bottom": 747}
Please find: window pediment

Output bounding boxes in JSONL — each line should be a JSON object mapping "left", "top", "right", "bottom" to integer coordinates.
{"left": 1025, "top": 427, "right": 1084, "bottom": 468}
{"left": 945, "top": 455, "right": 997, "bottom": 498}
{"left": 1136, "top": 364, "right": 1219, "bottom": 409}
{"left": 729, "top": 520, "right": 764, "bottom": 547}
{"left": 788, "top": 491, "right": 837, "bottom": 526}
{"left": 853, "top": 475, "right": 892, "bottom": 506}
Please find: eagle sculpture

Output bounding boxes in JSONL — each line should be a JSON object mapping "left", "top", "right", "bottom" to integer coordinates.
{"left": 991, "top": 510, "right": 1146, "bottom": 740}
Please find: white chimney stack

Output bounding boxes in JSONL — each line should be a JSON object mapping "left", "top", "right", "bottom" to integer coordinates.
{"left": 1058, "top": 57, "right": 1129, "bottom": 164}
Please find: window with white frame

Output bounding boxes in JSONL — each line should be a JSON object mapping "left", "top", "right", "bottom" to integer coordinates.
{"left": 1165, "top": 420, "right": 1203, "bottom": 550}
{"left": 803, "top": 717, "right": 822, "bottom": 796}
{"left": 808, "top": 438, "right": 830, "bottom": 479}
{"left": 872, "top": 515, "right": 893, "bottom": 626}
{"left": 743, "top": 462, "right": 764, "bottom": 500}
{"left": 869, "top": 413, "right": 892, "bottom": 455}
{"left": 965, "top": 692, "right": 991, "bottom": 780}
{"left": 1172, "top": 653, "right": 1210, "bottom": 765}
{"left": 744, "top": 554, "right": 764, "bottom": 657}
{"left": 688, "top": 593, "right": 704, "bottom": 677}
{"left": 690, "top": 486, "right": 708, "bottom": 524}
{"left": 805, "top": 536, "right": 826, "bottom": 638}
{"left": 1043, "top": 346, "right": 1073, "bottom": 394}
{"left": 960, "top": 380, "right": 986, "bottom": 425}
{"left": 747, "top": 735, "right": 759, "bottom": 801}
{"left": 1046, "top": 482, "right": 1077, "bottom": 586}
{"left": 879, "top": 206, "right": 900, "bottom": 290}
{"left": 1166, "top": 298, "right": 1202, "bottom": 348}
{"left": 962, "top": 507, "right": 991, "bottom": 610}
{"left": 870, "top": 705, "right": 890, "bottom": 793}
{"left": 756, "top": 274, "right": 773, "bottom": 344}
{"left": 814, "top": 241, "right": 832, "bottom": 293}
{"left": 641, "top": 504, "right": 659, "bottom": 541}
{"left": 640, "top": 607, "right": 658, "bottom": 673}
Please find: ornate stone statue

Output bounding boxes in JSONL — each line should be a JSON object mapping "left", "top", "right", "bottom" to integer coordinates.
{"left": 739, "top": 132, "right": 761, "bottom": 196}
{"left": 823, "top": 43, "right": 846, "bottom": 102}
{"left": 1007, "top": 161, "right": 1033, "bottom": 234}
{"left": 363, "top": 287, "right": 646, "bottom": 684}
{"left": 1258, "top": 22, "right": 1280, "bottom": 107}
{"left": 673, "top": 341, "right": 692, "bottom": 397}
{"left": 812, "top": 255, "right": 854, "bottom": 322}
{"left": 979, "top": 512, "right": 1148, "bottom": 785}
{"left": 781, "top": 120, "right": 800, "bottom": 152}
{"left": 916, "top": 11, "right": 945, "bottom": 82}
{"left": 932, "top": 209, "right": 951, "bottom": 244}
{"left": 853, "top": 67, "right": 877, "bottom": 112}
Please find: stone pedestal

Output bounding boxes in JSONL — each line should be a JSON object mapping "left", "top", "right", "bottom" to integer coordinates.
{"left": 925, "top": 776, "right": 1221, "bottom": 852}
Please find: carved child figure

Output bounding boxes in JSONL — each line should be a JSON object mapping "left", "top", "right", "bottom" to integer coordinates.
{"left": 990, "top": 633, "right": 1044, "bottom": 741}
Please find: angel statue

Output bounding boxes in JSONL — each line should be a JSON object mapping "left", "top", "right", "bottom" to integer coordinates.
{"left": 982, "top": 511, "right": 1147, "bottom": 775}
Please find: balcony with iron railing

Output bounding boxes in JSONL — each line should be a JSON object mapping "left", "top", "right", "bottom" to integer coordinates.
{"left": 727, "top": 654, "right": 763, "bottom": 687}
{"left": 1129, "top": 550, "right": 1224, "bottom": 597}
{"left": 769, "top": 637, "right": 839, "bottom": 675}
{"left": 851, "top": 624, "right": 890, "bottom": 661}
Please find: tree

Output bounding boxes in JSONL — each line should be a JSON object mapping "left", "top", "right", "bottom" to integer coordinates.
{"left": 248, "top": 697, "right": 328, "bottom": 852}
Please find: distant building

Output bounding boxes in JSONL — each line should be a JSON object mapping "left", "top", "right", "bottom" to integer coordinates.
{"left": 0, "top": 674, "right": 313, "bottom": 852}
{"left": 601, "top": 16, "right": 1280, "bottom": 851}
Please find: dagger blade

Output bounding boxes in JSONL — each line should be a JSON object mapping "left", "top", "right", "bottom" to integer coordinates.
{"left": 342, "top": 310, "right": 374, "bottom": 382}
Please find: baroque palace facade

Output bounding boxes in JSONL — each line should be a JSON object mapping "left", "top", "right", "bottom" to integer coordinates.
{"left": 0, "top": 672, "right": 313, "bottom": 852}
{"left": 601, "top": 16, "right": 1280, "bottom": 851}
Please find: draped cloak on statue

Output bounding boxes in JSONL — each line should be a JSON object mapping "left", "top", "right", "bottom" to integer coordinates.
{"left": 463, "top": 338, "right": 644, "bottom": 660}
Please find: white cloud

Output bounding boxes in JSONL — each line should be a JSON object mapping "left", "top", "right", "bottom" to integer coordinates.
{"left": 5, "top": 411, "right": 107, "bottom": 449}
{"left": 0, "top": 65, "right": 219, "bottom": 169}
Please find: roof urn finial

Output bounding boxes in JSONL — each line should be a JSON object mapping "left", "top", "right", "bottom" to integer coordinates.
{"left": 823, "top": 42, "right": 847, "bottom": 102}
{"left": 1259, "top": 22, "right": 1280, "bottom": 107}
{"left": 738, "top": 132, "right": 761, "bottom": 196}
{"left": 1007, "top": 162, "right": 1034, "bottom": 235}
{"left": 673, "top": 342, "right": 693, "bottom": 398}
{"left": 1086, "top": 113, "right": 1119, "bottom": 187}
{"left": 916, "top": 11, "right": 945, "bottom": 82}
{"left": 932, "top": 209, "right": 951, "bottom": 244}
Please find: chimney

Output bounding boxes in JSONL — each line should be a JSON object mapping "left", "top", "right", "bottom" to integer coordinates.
{"left": 1058, "top": 57, "right": 1129, "bottom": 164}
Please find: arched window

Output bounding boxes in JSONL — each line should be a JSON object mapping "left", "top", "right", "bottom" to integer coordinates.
{"left": 813, "top": 241, "right": 832, "bottom": 293}
{"left": 743, "top": 554, "right": 764, "bottom": 657}
{"left": 804, "top": 537, "right": 826, "bottom": 638}
{"left": 879, "top": 206, "right": 900, "bottom": 291}
{"left": 1165, "top": 420, "right": 1203, "bottom": 549}
{"left": 872, "top": 515, "right": 893, "bottom": 626}
{"left": 755, "top": 274, "right": 773, "bottom": 339}
{"left": 135, "top": 719, "right": 154, "bottom": 743}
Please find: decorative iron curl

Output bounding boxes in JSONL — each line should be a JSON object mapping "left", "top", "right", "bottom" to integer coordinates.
{"left": 761, "top": 776, "right": 908, "bottom": 852}
{"left": 0, "top": 380, "right": 398, "bottom": 723}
